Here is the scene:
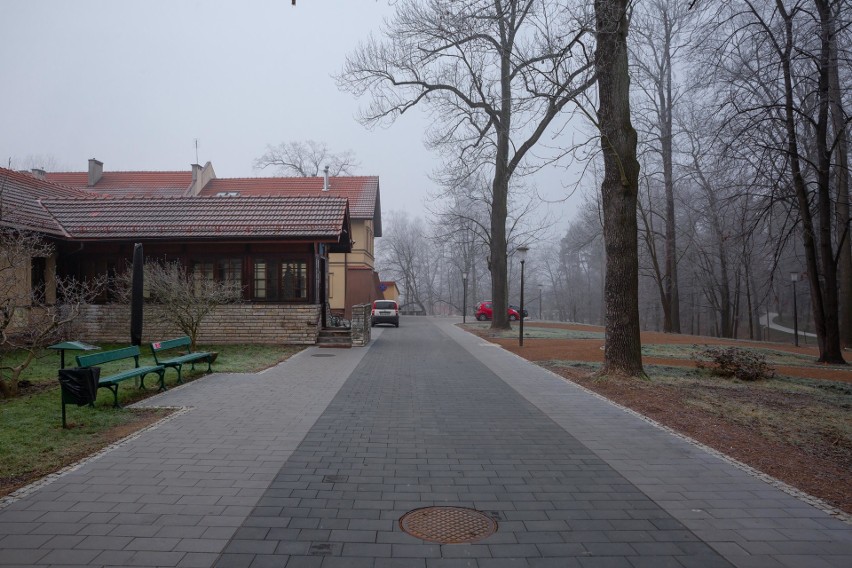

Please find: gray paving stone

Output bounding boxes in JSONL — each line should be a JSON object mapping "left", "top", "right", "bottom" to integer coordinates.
{"left": 2, "top": 320, "right": 851, "bottom": 568}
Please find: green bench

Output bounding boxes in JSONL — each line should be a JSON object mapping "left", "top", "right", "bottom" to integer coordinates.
{"left": 150, "top": 337, "right": 215, "bottom": 383}
{"left": 76, "top": 346, "right": 166, "bottom": 408}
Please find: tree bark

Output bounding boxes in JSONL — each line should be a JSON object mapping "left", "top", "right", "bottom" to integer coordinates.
{"left": 826, "top": 0, "right": 852, "bottom": 348}
{"left": 660, "top": 11, "right": 680, "bottom": 333}
{"left": 595, "top": 0, "right": 644, "bottom": 377}
{"left": 778, "top": 0, "right": 844, "bottom": 363}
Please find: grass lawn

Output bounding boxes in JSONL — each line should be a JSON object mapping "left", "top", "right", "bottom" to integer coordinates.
{"left": 0, "top": 343, "right": 303, "bottom": 497}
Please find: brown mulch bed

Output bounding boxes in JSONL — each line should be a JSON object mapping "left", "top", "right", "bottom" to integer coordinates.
{"left": 466, "top": 322, "right": 852, "bottom": 516}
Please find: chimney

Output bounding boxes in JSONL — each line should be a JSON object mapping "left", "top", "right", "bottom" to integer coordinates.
{"left": 322, "top": 165, "right": 330, "bottom": 192}
{"left": 30, "top": 168, "right": 46, "bottom": 179}
{"left": 88, "top": 158, "right": 103, "bottom": 187}
{"left": 188, "top": 161, "right": 216, "bottom": 196}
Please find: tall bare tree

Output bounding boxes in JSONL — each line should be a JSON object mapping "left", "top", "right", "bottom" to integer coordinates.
{"left": 254, "top": 140, "right": 359, "bottom": 177}
{"left": 338, "top": 0, "right": 595, "bottom": 330}
{"left": 825, "top": 0, "right": 852, "bottom": 347}
{"left": 707, "top": 0, "right": 849, "bottom": 362}
{"left": 630, "top": 0, "right": 701, "bottom": 333}
{"left": 594, "top": 0, "right": 644, "bottom": 376}
{"left": 376, "top": 211, "right": 435, "bottom": 313}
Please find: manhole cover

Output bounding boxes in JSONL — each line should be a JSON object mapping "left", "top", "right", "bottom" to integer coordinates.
{"left": 311, "top": 354, "right": 336, "bottom": 358}
{"left": 399, "top": 507, "right": 497, "bottom": 544}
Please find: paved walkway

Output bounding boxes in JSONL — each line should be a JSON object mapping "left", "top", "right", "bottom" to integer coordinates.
{"left": 1, "top": 319, "right": 850, "bottom": 568}
{"left": 759, "top": 312, "right": 817, "bottom": 339}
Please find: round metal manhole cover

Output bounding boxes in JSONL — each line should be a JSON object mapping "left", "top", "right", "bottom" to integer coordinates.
{"left": 399, "top": 507, "right": 497, "bottom": 544}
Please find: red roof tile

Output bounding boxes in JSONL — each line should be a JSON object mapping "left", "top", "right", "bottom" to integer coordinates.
{"left": 0, "top": 169, "right": 91, "bottom": 235}
{"left": 200, "top": 177, "right": 379, "bottom": 219}
{"left": 42, "top": 196, "right": 348, "bottom": 241}
{"left": 46, "top": 171, "right": 192, "bottom": 197}
{"left": 40, "top": 195, "right": 349, "bottom": 240}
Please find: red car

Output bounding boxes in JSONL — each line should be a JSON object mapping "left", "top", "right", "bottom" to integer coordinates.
{"left": 475, "top": 301, "right": 521, "bottom": 321}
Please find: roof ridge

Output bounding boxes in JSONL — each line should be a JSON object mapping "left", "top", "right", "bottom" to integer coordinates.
{"left": 49, "top": 170, "right": 191, "bottom": 174}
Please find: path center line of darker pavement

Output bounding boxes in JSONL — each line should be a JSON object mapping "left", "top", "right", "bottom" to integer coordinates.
{"left": 215, "top": 318, "right": 731, "bottom": 568}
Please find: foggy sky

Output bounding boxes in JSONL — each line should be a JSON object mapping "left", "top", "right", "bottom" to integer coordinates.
{"left": 1, "top": 0, "right": 581, "bottom": 225}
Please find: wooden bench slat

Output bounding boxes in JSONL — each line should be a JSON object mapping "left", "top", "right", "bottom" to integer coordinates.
{"left": 77, "top": 345, "right": 141, "bottom": 368}
{"left": 150, "top": 337, "right": 214, "bottom": 383}
{"left": 76, "top": 345, "right": 165, "bottom": 407}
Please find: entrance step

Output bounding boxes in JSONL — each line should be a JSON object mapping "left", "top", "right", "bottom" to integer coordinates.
{"left": 318, "top": 328, "right": 352, "bottom": 348}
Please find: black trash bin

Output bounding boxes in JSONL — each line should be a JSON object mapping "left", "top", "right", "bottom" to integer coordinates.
{"left": 58, "top": 367, "right": 100, "bottom": 428}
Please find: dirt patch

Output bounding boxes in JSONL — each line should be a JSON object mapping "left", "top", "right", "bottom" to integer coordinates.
{"left": 464, "top": 322, "right": 852, "bottom": 516}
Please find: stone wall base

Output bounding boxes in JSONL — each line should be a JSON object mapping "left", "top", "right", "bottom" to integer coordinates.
{"left": 67, "top": 303, "right": 321, "bottom": 345}
{"left": 350, "top": 303, "right": 372, "bottom": 347}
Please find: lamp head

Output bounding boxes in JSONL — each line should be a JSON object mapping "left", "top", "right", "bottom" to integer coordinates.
{"left": 516, "top": 245, "right": 529, "bottom": 263}
{"left": 790, "top": 271, "right": 800, "bottom": 283}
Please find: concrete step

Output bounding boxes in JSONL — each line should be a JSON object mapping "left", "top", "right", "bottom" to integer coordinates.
{"left": 318, "top": 328, "right": 352, "bottom": 348}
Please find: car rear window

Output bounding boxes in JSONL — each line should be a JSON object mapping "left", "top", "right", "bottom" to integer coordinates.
{"left": 374, "top": 301, "right": 397, "bottom": 309}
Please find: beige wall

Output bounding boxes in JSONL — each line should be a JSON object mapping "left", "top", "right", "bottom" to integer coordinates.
{"left": 382, "top": 283, "right": 400, "bottom": 302}
{"left": 1, "top": 253, "right": 58, "bottom": 332}
{"left": 70, "top": 303, "right": 322, "bottom": 345}
{"left": 327, "top": 218, "right": 376, "bottom": 313}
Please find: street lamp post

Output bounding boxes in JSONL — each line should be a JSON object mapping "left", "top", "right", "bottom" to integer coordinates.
{"left": 790, "top": 271, "right": 800, "bottom": 347}
{"left": 538, "top": 283, "right": 543, "bottom": 320}
{"left": 517, "top": 246, "right": 529, "bottom": 347}
{"left": 462, "top": 271, "right": 468, "bottom": 324}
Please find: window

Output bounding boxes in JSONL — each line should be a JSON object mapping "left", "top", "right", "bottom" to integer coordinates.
{"left": 31, "top": 257, "right": 46, "bottom": 304}
{"left": 249, "top": 258, "right": 308, "bottom": 302}
{"left": 254, "top": 260, "right": 268, "bottom": 299}
{"left": 281, "top": 261, "right": 307, "bottom": 300}
{"left": 192, "top": 258, "right": 242, "bottom": 292}
{"left": 217, "top": 258, "right": 242, "bottom": 285}
{"left": 192, "top": 260, "right": 215, "bottom": 292}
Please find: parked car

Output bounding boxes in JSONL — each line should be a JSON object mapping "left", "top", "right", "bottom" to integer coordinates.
{"left": 371, "top": 300, "right": 400, "bottom": 327}
{"left": 509, "top": 304, "right": 529, "bottom": 318}
{"left": 475, "top": 301, "right": 521, "bottom": 321}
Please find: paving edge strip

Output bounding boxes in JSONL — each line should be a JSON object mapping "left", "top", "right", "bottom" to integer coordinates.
{"left": 0, "top": 406, "right": 191, "bottom": 510}
{"left": 456, "top": 326, "right": 852, "bottom": 525}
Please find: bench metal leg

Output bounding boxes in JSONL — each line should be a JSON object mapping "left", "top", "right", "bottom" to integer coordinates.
{"left": 102, "top": 385, "right": 121, "bottom": 409}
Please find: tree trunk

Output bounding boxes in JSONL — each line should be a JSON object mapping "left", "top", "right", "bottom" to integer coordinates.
{"left": 490, "top": 172, "right": 510, "bottom": 330}
{"left": 779, "top": 0, "right": 844, "bottom": 363}
{"left": 660, "top": 14, "right": 680, "bottom": 333}
{"left": 489, "top": 18, "right": 514, "bottom": 332}
{"left": 595, "top": 0, "right": 644, "bottom": 377}
{"left": 813, "top": 0, "right": 844, "bottom": 362}
{"left": 827, "top": 1, "right": 852, "bottom": 348}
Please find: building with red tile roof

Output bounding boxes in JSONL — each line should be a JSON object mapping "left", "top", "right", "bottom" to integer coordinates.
{"left": 48, "top": 159, "right": 383, "bottom": 318}
{"left": 0, "top": 166, "right": 354, "bottom": 345}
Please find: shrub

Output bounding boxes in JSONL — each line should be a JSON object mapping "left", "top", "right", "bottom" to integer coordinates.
{"left": 694, "top": 345, "right": 775, "bottom": 382}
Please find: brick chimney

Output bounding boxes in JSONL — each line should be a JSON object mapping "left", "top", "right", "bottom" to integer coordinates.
{"left": 88, "top": 158, "right": 103, "bottom": 187}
